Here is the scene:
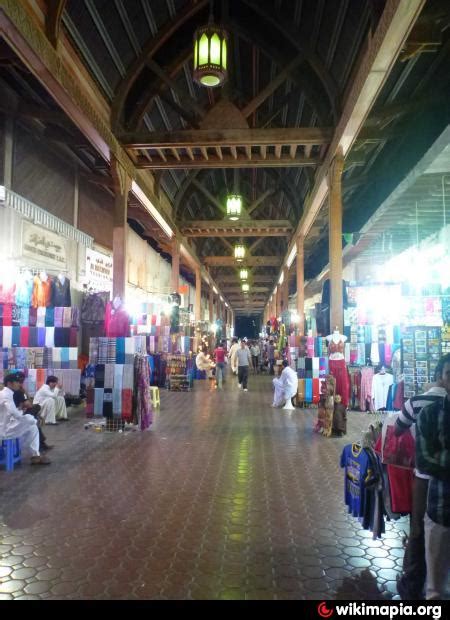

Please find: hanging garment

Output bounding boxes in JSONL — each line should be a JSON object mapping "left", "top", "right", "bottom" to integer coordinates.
{"left": 31, "top": 276, "right": 52, "bottom": 308}
{"left": 14, "top": 275, "right": 33, "bottom": 306}
{"left": 81, "top": 293, "right": 108, "bottom": 324}
{"left": 51, "top": 277, "right": 71, "bottom": 307}
{"left": 340, "top": 443, "right": 371, "bottom": 518}
{"left": 360, "top": 367, "right": 374, "bottom": 411}
{"left": 106, "top": 309, "right": 130, "bottom": 337}
{"left": 372, "top": 372, "right": 394, "bottom": 410}
{"left": 329, "top": 358, "right": 349, "bottom": 408}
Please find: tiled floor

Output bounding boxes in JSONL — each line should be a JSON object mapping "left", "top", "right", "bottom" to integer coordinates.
{"left": 0, "top": 373, "right": 408, "bottom": 600}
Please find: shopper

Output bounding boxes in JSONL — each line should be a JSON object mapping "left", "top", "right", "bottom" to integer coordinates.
{"left": 0, "top": 373, "right": 51, "bottom": 465}
{"left": 214, "top": 341, "right": 226, "bottom": 389}
{"left": 33, "top": 376, "right": 68, "bottom": 424}
{"left": 195, "top": 346, "right": 214, "bottom": 379}
{"left": 236, "top": 340, "right": 252, "bottom": 392}
{"left": 228, "top": 338, "right": 239, "bottom": 375}
{"left": 395, "top": 353, "right": 450, "bottom": 600}
{"left": 416, "top": 391, "right": 450, "bottom": 600}
{"left": 268, "top": 339, "right": 275, "bottom": 375}
{"left": 272, "top": 360, "right": 298, "bottom": 409}
{"left": 250, "top": 341, "right": 260, "bottom": 374}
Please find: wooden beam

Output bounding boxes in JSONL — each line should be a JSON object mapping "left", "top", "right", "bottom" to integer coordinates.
{"left": 182, "top": 219, "right": 292, "bottom": 230}
{"left": 240, "top": 54, "right": 303, "bottom": 118}
{"left": 219, "top": 275, "right": 275, "bottom": 283}
{"left": 45, "top": 0, "right": 67, "bottom": 48}
{"left": 204, "top": 256, "right": 282, "bottom": 267}
{"left": 246, "top": 187, "right": 277, "bottom": 216}
{"left": 120, "top": 127, "right": 333, "bottom": 149}
{"left": 135, "top": 154, "right": 320, "bottom": 169}
{"left": 191, "top": 178, "right": 225, "bottom": 214}
{"left": 222, "top": 287, "right": 269, "bottom": 293}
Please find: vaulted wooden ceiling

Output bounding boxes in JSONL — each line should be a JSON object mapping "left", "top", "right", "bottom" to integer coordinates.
{"left": 3, "top": 0, "right": 450, "bottom": 314}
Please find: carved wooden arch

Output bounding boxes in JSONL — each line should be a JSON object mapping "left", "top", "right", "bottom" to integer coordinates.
{"left": 111, "top": 0, "right": 209, "bottom": 131}
{"left": 45, "top": 0, "right": 67, "bottom": 48}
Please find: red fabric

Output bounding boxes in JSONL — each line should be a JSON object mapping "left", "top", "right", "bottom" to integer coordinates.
{"left": 382, "top": 425, "right": 415, "bottom": 469}
{"left": 214, "top": 347, "right": 226, "bottom": 363}
{"left": 0, "top": 282, "right": 16, "bottom": 304}
{"left": 20, "top": 327, "right": 29, "bottom": 347}
{"left": 329, "top": 359, "right": 349, "bottom": 407}
{"left": 2, "top": 303, "right": 12, "bottom": 326}
{"left": 121, "top": 389, "right": 133, "bottom": 421}
{"left": 69, "top": 327, "right": 78, "bottom": 347}
{"left": 312, "top": 378, "right": 321, "bottom": 404}
{"left": 387, "top": 465, "right": 414, "bottom": 513}
{"left": 105, "top": 309, "right": 130, "bottom": 337}
{"left": 393, "top": 380, "right": 404, "bottom": 410}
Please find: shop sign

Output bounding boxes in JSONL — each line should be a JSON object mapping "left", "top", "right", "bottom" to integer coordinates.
{"left": 22, "top": 221, "right": 67, "bottom": 267}
{"left": 86, "top": 248, "right": 113, "bottom": 289}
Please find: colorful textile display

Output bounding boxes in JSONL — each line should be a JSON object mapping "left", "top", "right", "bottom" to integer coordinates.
{"left": 329, "top": 358, "right": 350, "bottom": 408}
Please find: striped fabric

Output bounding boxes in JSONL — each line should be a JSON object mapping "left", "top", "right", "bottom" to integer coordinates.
{"left": 396, "top": 387, "right": 447, "bottom": 432}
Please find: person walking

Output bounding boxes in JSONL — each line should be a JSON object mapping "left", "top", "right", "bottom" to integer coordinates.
{"left": 250, "top": 341, "right": 260, "bottom": 374}
{"left": 236, "top": 340, "right": 252, "bottom": 392}
{"left": 214, "top": 340, "right": 226, "bottom": 389}
{"left": 228, "top": 338, "right": 239, "bottom": 376}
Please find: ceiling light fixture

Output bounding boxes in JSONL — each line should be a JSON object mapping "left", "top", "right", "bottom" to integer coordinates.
{"left": 242, "top": 283, "right": 249, "bottom": 293}
{"left": 193, "top": 1, "right": 228, "bottom": 88}
{"left": 226, "top": 195, "right": 242, "bottom": 220}
{"left": 239, "top": 268, "right": 248, "bottom": 280}
{"left": 234, "top": 244, "right": 245, "bottom": 263}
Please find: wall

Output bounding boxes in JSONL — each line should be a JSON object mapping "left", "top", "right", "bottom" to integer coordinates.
{"left": 78, "top": 179, "right": 114, "bottom": 250}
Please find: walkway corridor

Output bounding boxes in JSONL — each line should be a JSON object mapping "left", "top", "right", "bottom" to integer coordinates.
{"left": 0, "top": 374, "right": 406, "bottom": 600}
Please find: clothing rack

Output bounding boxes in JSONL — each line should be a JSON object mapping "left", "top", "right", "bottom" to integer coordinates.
{"left": 19, "top": 267, "right": 69, "bottom": 276}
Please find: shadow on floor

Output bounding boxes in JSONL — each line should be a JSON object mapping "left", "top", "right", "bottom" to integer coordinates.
{"left": 332, "top": 569, "right": 388, "bottom": 600}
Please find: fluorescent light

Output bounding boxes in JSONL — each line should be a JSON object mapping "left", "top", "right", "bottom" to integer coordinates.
{"left": 213, "top": 286, "right": 218, "bottom": 294}
{"left": 131, "top": 181, "right": 173, "bottom": 238}
{"left": 0, "top": 185, "right": 5, "bottom": 201}
{"left": 278, "top": 272, "right": 284, "bottom": 285}
{"left": 225, "top": 302, "right": 229, "bottom": 308}
{"left": 286, "top": 246, "right": 296, "bottom": 268}
{"left": 220, "top": 296, "right": 224, "bottom": 302}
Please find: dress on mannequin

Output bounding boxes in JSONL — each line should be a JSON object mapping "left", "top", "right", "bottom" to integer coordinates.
{"left": 32, "top": 272, "right": 52, "bottom": 308}
{"left": 326, "top": 329, "right": 349, "bottom": 408}
{"left": 105, "top": 297, "right": 130, "bottom": 337}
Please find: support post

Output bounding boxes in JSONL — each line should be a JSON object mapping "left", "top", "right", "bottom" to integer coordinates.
{"left": 328, "top": 148, "right": 345, "bottom": 333}
{"left": 111, "top": 156, "right": 131, "bottom": 300}
{"left": 171, "top": 238, "right": 180, "bottom": 293}
{"left": 296, "top": 235, "right": 305, "bottom": 335}
{"left": 282, "top": 266, "right": 289, "bottom": 313}
{"left": 3, "top": 116, "right": 14, "bottom": 189}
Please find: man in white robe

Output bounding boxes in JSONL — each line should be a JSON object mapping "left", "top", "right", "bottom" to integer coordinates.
{"left": 33, "top": 376, "right": 68, "bottom": 424}
{"left": 228, "top": 338, "right": 240, "bottom": 375}
{"left": 0, "top": 373, "right": 50, "bottom": 465}
{"left": 272, "top": 360, "right": 298, "bottom": 409}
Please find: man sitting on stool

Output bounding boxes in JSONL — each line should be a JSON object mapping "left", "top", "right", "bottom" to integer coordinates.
{"left": 33, "top": 376, "right": 68, "bottom": 425}
{"left": 272, "top": 360, "right": 298, "bottom": 409}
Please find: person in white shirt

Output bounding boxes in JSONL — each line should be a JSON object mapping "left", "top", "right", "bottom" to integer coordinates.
{"left": 272, "top": 360, "right": 298, "bottom": 409}
{"left": 0, "top": 373, "right": 50, "bottom": 465}
{"left": 228, "top": 338, "right": 240, "bottom": 375}
{"left": 250, "top": 342, "right": 261, "bottom": 374}
{"left": 33, "top": 376, "right": 68, "bottom": 424}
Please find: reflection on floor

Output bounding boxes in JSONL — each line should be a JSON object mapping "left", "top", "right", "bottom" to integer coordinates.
{"left": 0, "top": 374, "right": 407, "bottom": 600}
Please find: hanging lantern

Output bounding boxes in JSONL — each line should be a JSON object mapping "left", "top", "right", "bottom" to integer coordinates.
{"left": 226, "top": 195, "right": 242, "bottom": 220}
{"left": 193, "top": 20, "right": 228, "bottom": 88}
{"left": 239, "top": 268, "right": 248, "bottom": 281}
{"left": 234, "top": 244, "right": 245, "bottom": 262}
{"left": 242, "top": 283, "right": 249, "bottom": 293}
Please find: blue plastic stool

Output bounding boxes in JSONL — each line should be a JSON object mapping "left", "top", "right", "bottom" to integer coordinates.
{"left": 0, "top": 438, "right": 21, "bottom": 471}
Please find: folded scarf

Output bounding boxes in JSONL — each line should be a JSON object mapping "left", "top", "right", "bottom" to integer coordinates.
{"left": 29, "top": 306, "right": 37, "bottom": 327}
{"left": 52, "top": 347, "right": 61, "bottom": 367}
{"left": 45, "top": 307, "right": 54, "bottom": 327}
{"left": 121, "top": 389, "right": 133, "bottom": 421}
{"left": 112, "top": 389, "right": 122, "bottom": 417}
{"left": 104, "top": 364, "right": 115, "bottom": 389}
{"left": 305, "top": 378, "right": 313, "bottom": 403}
{"left": 54, "top": 307, "right": 64, "bottom": 328}
{"left": 20, "top": 306, "right": 30, "bottom": 327}
{"left": 122, "top": 364, "right": 134, "bottom": 390}
{"left": 12, "top": 326, "right": 21, "bottom": 347}
{"left": 61, "top": 347, "right": 70, "bottom": 369}
{"left": 116, "top": 338, "right": 125, "bottom": 364}
{"left": 94, "top": 388, "right": 104, "bottom": 416}
{"left": 95, "top": 364, "right": 105, "bottom": 388}
{"left": 37, "top": 306, "right": 46, "bottom": 328}
{"left": 2, "top": 305, "right": 12, "bottom": 327}
{"left": 114, "top": 364, "right": 123, "bottom": 391}
{"left": 2, "top": 326, "right": 12, "bottom": 348}
{"left": 37, "top": 327, "right": 46, "bottom": 347}
{"left": 63, "top": 307, "right": 72, "bottom": 328}
{"left": 86, "top": 387, "right": 94, "bottom": 417}
{"left": 45, "top": 327, "right": 55, "bottom": 348}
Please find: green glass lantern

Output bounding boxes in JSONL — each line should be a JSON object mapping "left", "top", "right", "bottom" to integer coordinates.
{"left": 193, "top": 23, "right": 228, "bottom": 87}
{"left": 239, "top": 268, "right": 248, "bottom": 281}
{"left": 234, "top": 244, "right": 245, "bottom": 263}
{"left": 242, "top": 283, "right": 249, "bottom": 293}
{"left": 226, "top": 195, "right": 242, "bottom": 220}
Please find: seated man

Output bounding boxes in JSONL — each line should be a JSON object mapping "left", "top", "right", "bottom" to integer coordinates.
{"left": 272, "top": 360, "right": 298, "bottom": 410}
{"left": 0, "top": 373, "right": 50, "bottom": 465}
{"left": 33, "top": 375, "right": 68, "bottom": 424}
{"left": 13, "top": 391, "right": 53, "bottom": 452}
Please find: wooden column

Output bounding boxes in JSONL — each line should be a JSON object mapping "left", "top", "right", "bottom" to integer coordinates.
{"left": 296, "top": 235, "right": 305, "bottom": 335}
{"left": 3, "top": 116, "right": 14, "bottom": 189}
{"left": 171, "top": 238, "right": 180, "bottom": 293}
{"left": 282, "top": 267, "right": 289, "bottom": 312}
{"left": 276, "top": 286, "right": 282, "bottom": 319}
{"left": 111, "top": 157, "right": 131, "bottom": 300}
{"left": 195, "top": 266, "right": 202, "bottom": 322}
{"left": 328, "top": 148, "right": 345, "bottom": 333}
{"left": 209, "top": 288, "right": 214, "bottom": 323}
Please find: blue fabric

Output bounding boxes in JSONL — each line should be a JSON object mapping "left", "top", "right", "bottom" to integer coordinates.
{"left": 12, "top": 326, "right": 21, "bottom": 347}
{"left": 393, "top": 325, "right": 402, "bottom": 346}
{"left": 305, "top": 378, "right": 313, "bottom": 403}
{"left": 61, "top": 347, "right": 70, "bottom": 369}
{"left": 364, "top": 325, "right": 372, "bottom": 344}
{"left": 112, "top": 389, "right": 122, "bottom": 417}
{"left": 340, "top": 444, "right": 371, "bottom": 518}
{"left": 116, "top": 338, "right": 125, "bottom": 364}
{"left": 45, "top": 307, "right": 54, "bottom": 327}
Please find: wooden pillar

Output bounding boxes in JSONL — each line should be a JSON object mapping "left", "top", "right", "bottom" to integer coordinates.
{"left": 276, "top": 286, "right": 281, "bottom": 319}
{"left": 296, "top": 235, "right": 305, "bottom": 335}
{"left": 3, "top": 116, "right": 14, "bottom": 189}
{"left": 171, "top": 238, "right": 180, "bottom": 293}
{"left": 282, "top": 266, "right": 289, "bottom": 312}
{"left": 209, "top": 288, "right": 214, "bottom": 323}
{"left": 328, "top": 148, "right": 345, "bottom": 333}
{"left": 111, "top": 157, "right": 131, "bottom": 300}
{"left": 195, "top": 266, "right": 202, "bottom": 322}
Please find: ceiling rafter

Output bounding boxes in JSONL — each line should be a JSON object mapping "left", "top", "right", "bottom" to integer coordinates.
{"left": 111, "top": 0, "right": 208, "bottom": 130}
{"left": 45, "top": 0, "right": 67, "bottom": 48}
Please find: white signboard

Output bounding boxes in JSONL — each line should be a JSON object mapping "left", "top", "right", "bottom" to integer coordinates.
{"left": 86, "top": 248, "right": 113, "bottom": 290}
{"left": 22, "top": 221, "right": 67, "bottom": 267}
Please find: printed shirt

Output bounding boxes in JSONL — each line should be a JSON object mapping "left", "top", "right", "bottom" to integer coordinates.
{"left": 214, "top": 347, "right": 225, "bottom": 363}
{"left": 416, "top": 397, "right": 450, "bottom": 526}
{"left": 340, "top": 444, "right": 371, "bottom": 518}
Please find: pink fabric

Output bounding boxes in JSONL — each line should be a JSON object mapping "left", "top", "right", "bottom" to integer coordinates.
{"left": 106, "top": 309, "right": 130, "bottom": 337}
{"left": 360, "top": 366, "right": 374, "bottom": 412}
{"left": 384, "top": 344, "right": 392, "bottom": 366}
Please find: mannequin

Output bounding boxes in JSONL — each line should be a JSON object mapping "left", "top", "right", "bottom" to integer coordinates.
{"left": 51, "top": 272, "right": 71, "bottom": 307}
{"left": 326, "top": 328, "right": 349, "bottom": 408}
{"left": 105, "top": 295, "right": 130, "bottom": 337}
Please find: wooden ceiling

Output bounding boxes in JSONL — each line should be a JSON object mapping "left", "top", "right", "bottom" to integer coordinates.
{"left": 2, "top": 1, "right": 450, "bottom": 315}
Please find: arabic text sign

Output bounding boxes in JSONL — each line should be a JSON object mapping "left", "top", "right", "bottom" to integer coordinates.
{"left": 86, "top": 248, "right": 113, "bottom": 289}
{"left": 22, "top": 221, "right": 67, "bottom": 268}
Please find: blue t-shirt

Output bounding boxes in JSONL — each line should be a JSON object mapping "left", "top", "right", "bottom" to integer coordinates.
{"left": 340, "top": 444, "right": 370, "bottom": 518}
